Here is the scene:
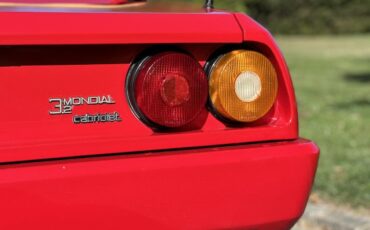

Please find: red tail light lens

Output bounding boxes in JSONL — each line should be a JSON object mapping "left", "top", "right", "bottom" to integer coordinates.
{"left": 127, "top": 51, "right": 208, "bottom": 129}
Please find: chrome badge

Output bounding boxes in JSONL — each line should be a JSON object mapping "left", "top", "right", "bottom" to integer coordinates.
{"left": 49, "top": 95, "right": 122, "bottom": 124}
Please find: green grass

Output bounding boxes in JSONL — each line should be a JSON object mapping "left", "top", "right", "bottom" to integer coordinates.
{"left": 276, "top": 35, "right": 370, "bottom": 208}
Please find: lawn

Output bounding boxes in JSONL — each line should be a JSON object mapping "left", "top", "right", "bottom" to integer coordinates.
{"left": 276, "top": 35, "right": 370, "bottom": 208}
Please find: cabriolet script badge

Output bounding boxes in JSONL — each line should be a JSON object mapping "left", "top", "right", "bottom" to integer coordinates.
{"left": 49, "top": 95, "right": 122, "bottom": 124}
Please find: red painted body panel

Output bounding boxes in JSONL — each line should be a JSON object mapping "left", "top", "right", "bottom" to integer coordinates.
{"left": 2, "top": 0, "right": 137, "bottom": 4}
{"left": 0, "top": 14, "right": 298, "bottom": 163}
{"left": 0, "top": 139, "right": 319, "bottom": 230}
{"left": 0, "top": 7, "right": 319, "bottom": 230}
{"left": 0, "top": 12, "right": 242, "bottom": 45}
{"left": 0, "top": 44, "right": 297, "bottom": 163}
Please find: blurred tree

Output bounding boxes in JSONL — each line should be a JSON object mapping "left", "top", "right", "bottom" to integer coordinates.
{"left": 213, "top": 0, "right": 246, "bottom": 12}
{"left": 151, "top": 0, "right": 246, "bottom": 12}
{"left": 244, "top": 0, "right": 370, "bottom": 34}
{"left": 151, "top": 0, "right": 370, "bottom": 34}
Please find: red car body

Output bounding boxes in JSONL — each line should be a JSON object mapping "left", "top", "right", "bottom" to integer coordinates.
{"left": 0, "top": 1, "right": 319, "bottom": 229}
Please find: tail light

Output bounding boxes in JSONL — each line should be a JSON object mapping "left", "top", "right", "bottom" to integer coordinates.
{"left": 126, "top": 51, "right": 208, "bottom": 129}
{"left": 208, "top": 50, "right": 278, "bottom": 123}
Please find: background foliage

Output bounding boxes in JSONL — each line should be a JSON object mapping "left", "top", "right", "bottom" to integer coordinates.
{"left": 277, "top": 35, "right": 370, "bottom": 207}
{"left": 164, "top": 0, "right": 370, "bottom": 34}
{"left": 244, "top": 0, "right": 370, "bottom": 34}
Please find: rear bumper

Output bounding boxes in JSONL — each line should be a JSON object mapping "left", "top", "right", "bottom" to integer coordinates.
{"left": 0, "top": 139, "right": 319, "bottom": 230}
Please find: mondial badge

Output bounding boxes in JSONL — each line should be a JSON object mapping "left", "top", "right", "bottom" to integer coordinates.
{"left": 49, "top": 95, "right": 122, "bottom": 124}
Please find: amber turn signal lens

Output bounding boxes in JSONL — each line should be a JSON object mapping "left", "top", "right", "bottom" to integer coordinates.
{"left": 209, "top": 50, "right": 278, "bottom": 122}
